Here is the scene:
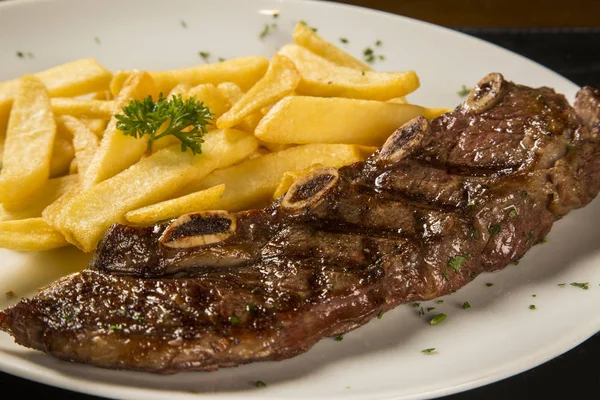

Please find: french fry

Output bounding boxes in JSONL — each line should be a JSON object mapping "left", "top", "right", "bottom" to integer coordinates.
{"left": 278, "top": 44, "right": 419, "bottom": 100}
{"left": 236, "top": 112, "right": 264, "bottom": 133}
{"left": 110, "top": 57, "right": 269, "bottom": 96}
{"left": 255, "top": 96, "right": 429, "bottom": 146}
{"left": 49, "top": 120, "right": 75, "bottom": 178}
{"left": 292, "top": 23, "right": 371, "bottom": 71}
{"left": 0, "top": 59, "right": 112, "bottom": 129}
{"left": 92, "top": 90, "right": 113, "bottom": 101}
{"left": 168, "top": 83, "right": 191, "bottom": 98}
{"left": 0, "top": 130, "right": 5, "bottom": 165}
{"left": 124, "top": 184, "right": 225, "bottom": 225}
{"left": 187, "top": 143, "right": 367, "bottom": 211}
{"left": 273, "top": 163, "right": 325, "bottom": 199}
{"left": 422, "top": 107, "right": 453, "bottom": 119}
{"left": 80, "top": 118, "right": 107, "bottom": 137}
{"left": 0, "top": 218, "right": 69, "bottom": 251}
{"left": 51, "top": 98, "right": 114, "bottom": 119}
{"left": 61, "top": 116, "right": 100, "bottom": 180}
{"left": 216, "top": 82, "right": 244, "bottom": 104}
{"left": 259, "top": 140, "right": 294, "bottom": 152}
{"left": 0, "top": 174, "right": 79, "bottom": 221}
{"left": 217, "top": 55, "right": 300, "bottom": 129}
{"left": 388, "top": 96, "right": 408, "bottom": 104}
{"left": 46, "top": 129, "right": 258, "bottom": 251}
{"left": 0, "top": 76, "right": 56, "bottom": 206}
{"left": 187, "top": 84, "right": 231, "bottom": 119}
{"left": 83, "top": 71, "right": 158, "bottom": 188}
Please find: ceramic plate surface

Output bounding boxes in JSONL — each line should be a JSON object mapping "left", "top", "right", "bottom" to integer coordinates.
{"left": 0, "top": 0, "right": 598, "bottom": 399}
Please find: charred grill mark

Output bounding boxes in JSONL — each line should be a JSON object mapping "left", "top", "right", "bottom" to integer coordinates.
{"left": 2, "top": 78, "right": 600, "bottom": 373}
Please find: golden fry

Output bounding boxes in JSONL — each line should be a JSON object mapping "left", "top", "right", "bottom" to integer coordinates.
{"left": 47, "top": 129, "right": 258, "bottom": 251}
{"left": 49, "top": 120, "right": 75, "bottom": 178}
{"left": 0, "top": 59, "right": 112, "bottom": 129}
{"left": 51, "top": 98, "right": 114, "bottom": 119}
{"left": 216, "top": 82, "right": 244, "bottom": 104}
{"left": 278, "top": 44, "right": 419, "bottom": 100}
{"left": 187, "top": 84, "right": 231, "bottom": 118}
{"left": 292, "top": 23, "right": 371, "bottom": 71}
{"left": 79, "top": 118, "right": 107, "bottom": 137}
{"left": 0, "top": 76, "right": 56, "bottom": 206}
{"left": 187, "top": 143, "right": 367, "bottom": 211}
{"left": 0, "top": 174, "right": 79, "bottom": 221}
{"left": 255, "top": 96, "right": 428, "bottom": 146}
{"left": 0, "top": 218, "right": 69, "bottom": 251}
{"left": 83, "top": 71, "right": 158, "bottom": 188}
{"left": 61, "top": 116, "right": 100, "bottom": 180}
{"left": 217, "top": 55, "right": 300, "bottom": 129}
{"left": 110, "top": 57, "right": 269, "bottom": 96}
{"left": 124, "top": 184, "right": 225, "bottom": 225}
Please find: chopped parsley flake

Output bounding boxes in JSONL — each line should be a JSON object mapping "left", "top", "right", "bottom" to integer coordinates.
{"left": 418, "top": 307, "right": 425, "bottom": 317}
{"left": 558, "top": 283, "right": 566, "bottom": 287}
{"left": 462, "top": 301, "right": 471, "bottom": 310}
{"left": 361, "top": 70, "right": 365, "bottom": 76}
{"left": 421, "top": 348, "right": 436, "bottom": 354}
{"left": 378, "top": 55, "right": 385, "bottom": 61}
{"left": 486, "top": 283, "right": 494, "bottom": 287}
{"left": 377, "top": 310, "right": 384, "bottom": 319}
{"left": 334, "top": 335, "right": 344, "bottom": 341}
{"left": 412, "top": 302, "right": 420, "bottom": 308}
{"left": 259, "top": 23, "right": 278, "bottom": 39}
{"left": 246, "top": 304, "right": 257, "bottom": 312}
{"left": 532, "top": 294, "right": 537, "bottom": 297}
{"left": 448, "top": 254, "right": 471, "bottom": 271}
{"left": 529, "top": 305, "right": 536, "bottom": 310}
{"left": 375, "top": 40, "right": 382, "bottom": 46}
{"left": 16, "top": 51, "right": 24, "bottom": 58}
{"left": 427, "top": 307, "right": 436, "bottom": 312}
{"left": 94, "top": 36, "right": 101, "bottom": 44}
{"left": 436, "top": 300, "right": 444, "bottom": 304}
{"left": 536, "top": 94, "right": 543, "bottom": 100}
{"left": 255, "top": 380, "right": 267, "bottom": 388}
{"left": 570, "top": 282, "right": 589, "bottom": 290}
{"left": 539, "top": 237, "right": 548, "bottom": 244}
{"left": 457, "top": 85, "right": 471, "bottom": 97}
{"left": 181, "top": 20, "right": 187, "bottom": 28}
{"left": 509, "top": 209, "right": 518, "bottom": 218}
{"left": 429, "top": 313, "right": 446, "bottom": 325}
{"left": 218, "top": 57, "right": 226, "bottom": 62}
{"left": 471, "top": 228, "right": 479, "bottom": 239}
{"left": 521, "top": 191, "right": 528, "bottom": 198}
{"left": 109, "top": 324, "right": 122, "bottom": 331}
{"left": 198, "top": 51, "right": 210, "bottom": 60}
{"left": 489, "top": 224, "right": 501, "bottom": 235}
{"left": 363, "top": 47, "right": 375, "bottom": 63}
{"left": 229, "top": 316, "right": 241, "bottom": 325}
{"left": 340, "top": 37, "right": 349, "bottom": 44}
{"left": 442, "top": 272, "right": 450, "bottom": 281}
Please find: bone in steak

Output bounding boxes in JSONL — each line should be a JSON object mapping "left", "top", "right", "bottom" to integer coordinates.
{"left": 2, "top": 74, "right": 600, "bottom": 373}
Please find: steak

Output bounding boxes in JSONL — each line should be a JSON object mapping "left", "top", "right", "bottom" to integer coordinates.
{"left": 2, "top": 74, "right": 600, "bottom": 373}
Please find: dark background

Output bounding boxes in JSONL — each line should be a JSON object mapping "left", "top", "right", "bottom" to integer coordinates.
{"left": 1, "top": 0, "right": 600, "bottom": 398}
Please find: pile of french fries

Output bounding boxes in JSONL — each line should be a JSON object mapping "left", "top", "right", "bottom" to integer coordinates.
{"left": 0, "top": 23, "right": 447, "bottom": 253}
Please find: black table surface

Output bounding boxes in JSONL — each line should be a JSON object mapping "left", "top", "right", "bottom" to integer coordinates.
{"left": 2, "top": 27, "right": 600, "bottom": 399}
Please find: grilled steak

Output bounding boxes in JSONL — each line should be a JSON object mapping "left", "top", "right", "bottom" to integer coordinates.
{"left": 2, "top": 74, "right": 600, "bottom": 373}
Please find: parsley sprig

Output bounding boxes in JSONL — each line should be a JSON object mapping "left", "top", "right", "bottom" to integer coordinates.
{"left": 115, "top": 94, "right": 213, "bottom": 155}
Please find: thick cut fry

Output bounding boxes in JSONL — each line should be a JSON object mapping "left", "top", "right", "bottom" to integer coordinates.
{"left": 292, "top": 23, "right": 372, "bottom": 71}
{"left": 388, "top": 96, "right": 408, "bottom": 104}
{"left": 110, "top": 57, "right": 269, "bottom": 96}
{"left": 92, "top": 90, "right": 113, "bottom": 100}
{"left": 49, "top": 120, "right": 75, "bottom": 178}
{"left": 51, "top": 98, "right": 114, "bottom": 119}
{"left": 216, "top": 82, "right": 244, "bottom": 104}
{"left": 255, "top": 96, "right": 429, "bottom": 146}
{"left": 187, "top": 84, "right": 231, "bottom": 118}
{"left": 422, "top": 107, "right": 453, "bottom": 119}
{"left": 168, "top": 83, "right": 191, "bottom": 98}
{"left": 0, "top": 76, "right": 56, "bottom": 206}
{"left": 83, "top": 72, "right": 158, "bottom": 188}
{"left": 0, "top": 59, "right": 112, "bottom": 129}
{"left": 187, "top": 143, "right": 366, "bottom": 211}
{"left": 0, "top": 218, "right": 69, "bottom": 251}
{"left": 0, "top": 174, "right": 79, "bottom": 221}
{"left": 80, "top": 118, "right": 107, "bottom": 137}
{"left": 278, "top": 44, "right": 419, "bottom": 100}
{"left": 217, "top": 55, "right": 300, "bottom": 129}
{"left": 273, "top": 163, "right": 325, "bottom": 199}
{"left": 124, "top": 184, "right": 225, "bottom": 225}
{"left": 61, "top": 116, "right": 100, "bottom": 180}
{"left": 46, "top": 129, "right": 258, "bottom": 251}
{"left": 0, "top": 131, "right": 4, "bottom": 165}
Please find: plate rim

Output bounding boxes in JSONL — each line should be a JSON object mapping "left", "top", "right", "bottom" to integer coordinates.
{"left": 0, "top": 0, "right": 594, "bottom": 399}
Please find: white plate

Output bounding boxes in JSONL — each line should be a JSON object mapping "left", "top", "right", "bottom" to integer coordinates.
{"left": 1, "top": 0, "right": 599, "bottom": 399}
